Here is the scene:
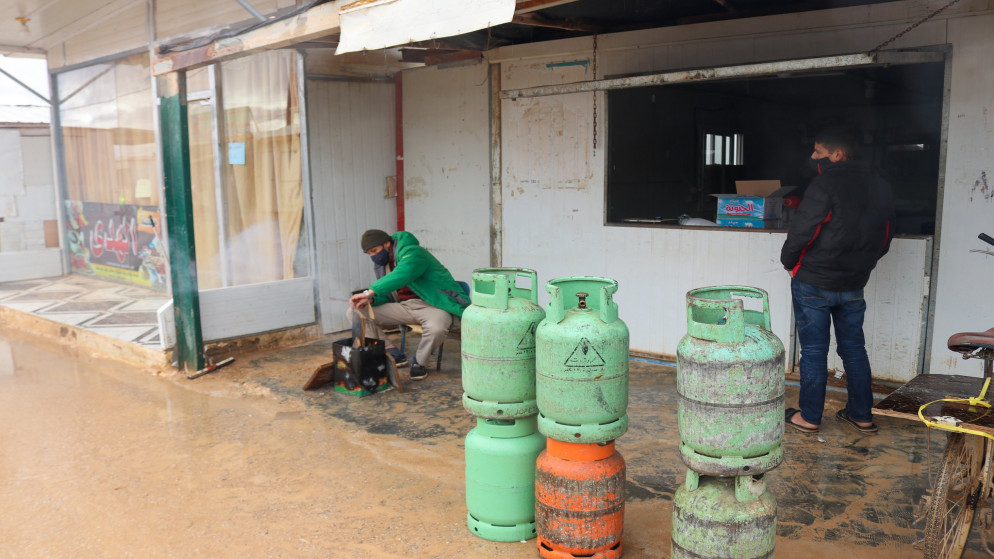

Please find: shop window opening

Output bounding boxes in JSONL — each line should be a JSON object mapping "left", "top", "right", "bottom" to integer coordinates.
{"left": 605, "top": 60, "right": 944, "bottom": 235}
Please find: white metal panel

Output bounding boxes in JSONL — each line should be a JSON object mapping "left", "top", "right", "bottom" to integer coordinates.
{"left": 928, "top": 14, "right": 994, "bottom": 377}
{"left": 306, "top": 79, "right": 396, "bottom": 333}
{"left": 337, "top": 0, "right": 514, "bottom": 54}
{"left": 198, "top": 277, "right": 314, "bottom": 341}
{"left": 20, "top": 135, "right": 54, "bottom": 190}
{"left": 827, "top": 238, "right": 929, "bottom": 382}
{"left": 157, "top": 277, "right": 315, "bottom": 347}
{"left": 0, "top": 130, "right": 23, "bottom": 197}
{"left": 0, "top": 249, "right": 63, "bottom": 282}
{"left": 403, "top": 61, "right": 491, "bottom": 284}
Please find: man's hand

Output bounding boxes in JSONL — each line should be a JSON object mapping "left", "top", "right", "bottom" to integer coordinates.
{"left": 350, "top": 290, "right": 374, "bottom": 309}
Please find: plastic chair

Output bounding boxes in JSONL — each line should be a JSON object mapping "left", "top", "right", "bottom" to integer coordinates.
{"left": 399, "top": 281, "right": 469, "bottom": 370}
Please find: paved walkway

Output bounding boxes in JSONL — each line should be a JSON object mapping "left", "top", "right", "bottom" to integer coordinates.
{"left": 0, "top": 275, "right": 168, "bottom": 348}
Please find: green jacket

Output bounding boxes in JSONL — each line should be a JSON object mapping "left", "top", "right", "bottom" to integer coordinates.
{"left": 369, "top": 231, "right": 469, "bottom": 317}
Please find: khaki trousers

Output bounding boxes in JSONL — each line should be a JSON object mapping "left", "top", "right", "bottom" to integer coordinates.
{"left": 348, "top": 299, "right": 456, "bottom": 366}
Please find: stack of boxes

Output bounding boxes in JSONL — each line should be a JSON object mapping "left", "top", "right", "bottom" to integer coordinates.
{"left": 714, "top": 180, "right": 794, "bottom": 229}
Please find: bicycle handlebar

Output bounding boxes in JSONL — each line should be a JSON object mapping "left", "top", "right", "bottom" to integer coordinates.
{"left": 980, "top": 233, "right": 994, "bottom": 247}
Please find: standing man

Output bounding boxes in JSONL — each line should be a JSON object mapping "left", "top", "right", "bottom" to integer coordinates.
{"left": 781, "top": 126, "right": 895, "bottom": 434}
{"left": 349, "top": 229, "right": 469, "bottom": 380}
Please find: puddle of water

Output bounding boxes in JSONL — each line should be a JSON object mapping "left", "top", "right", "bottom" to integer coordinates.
{"left": 0, "top": 332, "right": 532, "bottom": 558}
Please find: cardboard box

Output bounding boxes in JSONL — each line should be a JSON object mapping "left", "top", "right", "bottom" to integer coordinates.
{"left": 715, "top": 216, "right": 782, "bottom": 229}
{"left": 714, "top": 180, "right": 795, "bottom": 219}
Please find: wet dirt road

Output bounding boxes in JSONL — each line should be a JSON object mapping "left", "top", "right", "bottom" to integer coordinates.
{"left": 0, "top": 328, "right": 988, "bottom": 558}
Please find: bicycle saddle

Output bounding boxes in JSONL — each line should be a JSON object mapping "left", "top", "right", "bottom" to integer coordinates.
{"left": 947, "top": 327, "right": 994, "bottom": 353}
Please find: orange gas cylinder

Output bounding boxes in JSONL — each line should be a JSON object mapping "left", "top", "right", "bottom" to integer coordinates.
{"left": 535, "top": 439, "right": 625, "bottom": 559}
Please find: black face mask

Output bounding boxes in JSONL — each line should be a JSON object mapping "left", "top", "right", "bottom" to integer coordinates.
{"left": 371, "top": 249, "right": 390, "bottom": 266}
{"left": 809, "top": 157, "right": 834, "bottom": 175}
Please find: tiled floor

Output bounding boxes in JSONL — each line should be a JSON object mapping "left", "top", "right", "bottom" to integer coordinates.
{"left": 0, "top": 275, "right": 169, "bottom": 347}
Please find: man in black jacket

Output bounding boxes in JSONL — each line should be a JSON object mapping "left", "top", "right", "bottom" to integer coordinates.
{"left": 781, "top": 126, "right": 895, "bottom": 435}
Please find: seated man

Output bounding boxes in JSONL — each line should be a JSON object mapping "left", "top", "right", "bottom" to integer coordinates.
{"left": 348, "top": 229, "right": 469, "bottom": 380}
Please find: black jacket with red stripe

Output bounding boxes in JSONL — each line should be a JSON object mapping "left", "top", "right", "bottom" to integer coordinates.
{"left": 780, "top": 160, "right": 896, "bottom": 291}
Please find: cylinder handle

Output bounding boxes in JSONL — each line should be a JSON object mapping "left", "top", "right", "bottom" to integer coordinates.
{"left": 471, "top": 268, "right": 539, "bottom": 309}
{"left": 685, "top": 285, "right": 771, "bottom": 343}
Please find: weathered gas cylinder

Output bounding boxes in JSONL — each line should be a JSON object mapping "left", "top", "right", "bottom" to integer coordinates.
{"left": 677, "top": 286, "right": 785, "bottom": 477}
{"left": 671, "top": 471, "right": 777, "bottom": 559}
{"left": 461, "top": 268, "right": 546, "bottom": 419}
{"left": 465, "top": 416, "right": 547, "bottom": 542}
{"left": 535, "top": 439, "right": 625, "bottom": 559}
{"left": 536, "top": 277, "right": 629, "bottom": 443}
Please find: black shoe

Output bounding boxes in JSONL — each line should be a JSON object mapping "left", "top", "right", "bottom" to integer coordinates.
{"left": 836, "top": 408, "right": 878, "bottom": 433}
{"left": 386, "top": 347, "right": 408, "bottom": 368}
{"left": 409, "top": 363, "right": 428, "bottom": 381}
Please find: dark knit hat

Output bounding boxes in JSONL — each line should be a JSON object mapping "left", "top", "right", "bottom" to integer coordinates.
{"left": 360, "top": 229, "right": 392, "bottom": 252}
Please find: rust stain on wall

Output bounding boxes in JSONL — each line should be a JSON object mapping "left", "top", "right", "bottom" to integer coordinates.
{"left": 970, "top": 171, "right": 991, "bottom": 202}
{"left": 405, "top": 176, "right": 427, "bottom": 199}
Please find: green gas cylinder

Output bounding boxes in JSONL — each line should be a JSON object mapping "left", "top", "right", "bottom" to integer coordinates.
{"left": 536, "top": 277, "right": 629, "bottom": 443}
{"left": 676, "top": 286, "right": 785, "bottom": 477}
{"left": 461, "top": 268, "right": 546, "bottom": 419}
{"left": 671, "top": 471, "right": 777, "bottom": 559}
{"left": 465, "top": 416, "right": 547, "bottom": 542}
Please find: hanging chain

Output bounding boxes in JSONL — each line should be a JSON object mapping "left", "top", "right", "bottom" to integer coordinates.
{"left": 868, "top": 0, "right": 961, "bottom": 54}
{"left": 592, "top": 33, "right": 598, "bottom": 150}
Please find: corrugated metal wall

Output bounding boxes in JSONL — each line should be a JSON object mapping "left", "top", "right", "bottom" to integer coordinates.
{"left": 306, "top": 79, "right": 397, "bottom": 333}
{"left": 402, "top": 61, "right": 492, "bottom": 285}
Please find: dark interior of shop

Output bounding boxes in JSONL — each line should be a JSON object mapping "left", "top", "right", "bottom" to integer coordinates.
{"left": 606, "top": 60, "right": 945, "bottom": 235}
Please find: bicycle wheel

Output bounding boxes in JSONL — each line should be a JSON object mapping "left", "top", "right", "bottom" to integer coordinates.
{"left": 922, "top": 433, "right": 987, "bottom": 559}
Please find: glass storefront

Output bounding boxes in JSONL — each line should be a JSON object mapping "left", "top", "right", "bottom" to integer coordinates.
{"left": 58, "top": 52, "right": 166, "bottom": 289}
{"left": 57, "top": 50, "right": 308, "bottom": 292}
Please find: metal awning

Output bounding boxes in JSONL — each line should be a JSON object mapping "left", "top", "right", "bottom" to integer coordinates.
{"left": 336, "top": 0, "right": 516, "bottom": 54}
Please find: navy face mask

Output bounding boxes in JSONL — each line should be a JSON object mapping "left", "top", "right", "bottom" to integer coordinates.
{"left": 809, "top": 157, "right": 833, "bottom": 175}
{"left": 370, "top": 249, "right": 390, "bottom": 266}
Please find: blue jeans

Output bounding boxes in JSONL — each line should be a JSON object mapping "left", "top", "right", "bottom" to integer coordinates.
{"left": 791, "top": 277, "right": 873, "bottom": 425}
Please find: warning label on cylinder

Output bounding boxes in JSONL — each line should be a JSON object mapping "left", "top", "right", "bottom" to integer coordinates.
{"left": 564, "top": 338, "right": 606, "bottom": 368}
{"left": 517, "top": 322, "right": 538, "bottom": 353}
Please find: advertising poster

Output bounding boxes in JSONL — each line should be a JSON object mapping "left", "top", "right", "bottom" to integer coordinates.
{"left": 63, "top": 200, "right": 168, "bottom": 291}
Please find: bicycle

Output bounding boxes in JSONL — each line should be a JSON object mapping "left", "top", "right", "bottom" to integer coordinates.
{"left": 872, "top": 232, "right": 994, "bottom": 559}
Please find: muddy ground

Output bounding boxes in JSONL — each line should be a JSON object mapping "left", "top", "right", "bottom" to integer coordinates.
{"left": 0, "top": 327, "right": 990, "bottom": 558}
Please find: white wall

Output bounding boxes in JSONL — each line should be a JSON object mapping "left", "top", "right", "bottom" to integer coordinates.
{"left": 307, "top": 79, "right": 397, "bottom": 333}
{"left": 0, "top": 128, "right": 62, "bottom": 281}
{"left": 928, "top": 14, "right": 994, "bottom": 376}
{"left": 400, "top": 1, "right": 994, "bottom": 378}
{"left": 402, "top": 61, "right": 492, "bottom": 285}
